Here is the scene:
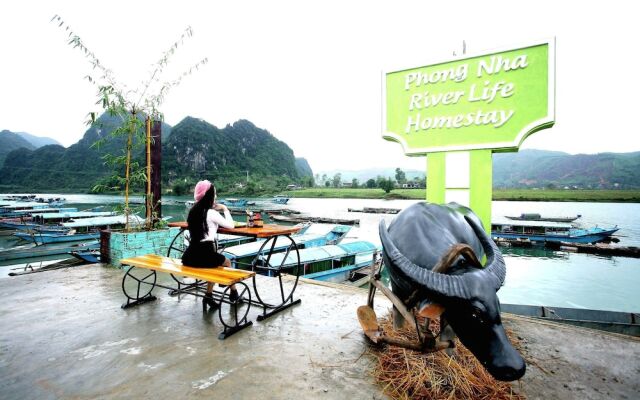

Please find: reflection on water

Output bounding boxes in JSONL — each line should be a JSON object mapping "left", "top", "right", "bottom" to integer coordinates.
{"left": 499, "top": 252, "right": 640, "bottom": 313}
{"left": 500, "top": 246, "right": 569, "bottom": 260}
{"left": 1, "top": 194, "right": 639, "bottom": 313}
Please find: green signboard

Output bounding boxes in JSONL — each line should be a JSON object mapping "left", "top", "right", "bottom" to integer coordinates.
{"left": 383, "top": 40, "right": 554, "bottom": 154}
{"left": 383, "top": 39, "right": 555, "bottom": 231}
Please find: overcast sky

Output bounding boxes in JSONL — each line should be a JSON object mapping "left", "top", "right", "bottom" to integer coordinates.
{"left": 1, "top": 0, "right": 639, "bottom": 174}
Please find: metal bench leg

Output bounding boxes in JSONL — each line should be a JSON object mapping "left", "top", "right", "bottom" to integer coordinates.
{"left": 217, "top": 282, "right": 253, "bottom": 339}
{"left": 121, "top": 266, "right": 158, "bottom": 309}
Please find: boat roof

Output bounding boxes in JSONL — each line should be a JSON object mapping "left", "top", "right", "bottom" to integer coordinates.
{"left": 2, "top": 202, "right": 54, "bottom": 209}
{"left": 1, "top": 207, "right": 77, "bottom": 214}
{"left": 265, "top": 241, "right": 377, "bottom": 267}
{"left": 31, "top": 211, "right": 116, "bottom": 220}
{"left": 492, "top": 219, "right": 573, "bottom": 229}
{"left": 222, "top": 224, "right": 349, "bottom": 257}
{"left": 338, "top": 240, "right": 379, "bottom": 253}
{"left": 62, "top": 215, "right": 144, "bottom": 228}
{"left": 223, "top": 232, "right": 326, "bottom": 257}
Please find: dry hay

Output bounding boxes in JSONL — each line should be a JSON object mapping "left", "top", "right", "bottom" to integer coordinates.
{"left": 369, "top": 313, "right": 525, "bottom": 400}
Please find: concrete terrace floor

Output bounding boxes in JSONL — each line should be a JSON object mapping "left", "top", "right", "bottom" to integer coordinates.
{"left": 1, "top": 264, "right": 639, "bottom": 400}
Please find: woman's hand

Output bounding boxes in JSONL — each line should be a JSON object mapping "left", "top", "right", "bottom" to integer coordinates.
{"left": 213, "top": 203, "right": 228, "bottom": 212}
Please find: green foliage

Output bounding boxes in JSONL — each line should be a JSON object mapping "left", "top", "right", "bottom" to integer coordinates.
{"left": 244, "top": 181, "right": 258, "bottom": 195}
{"left": 366, "top": 178, "right": 376, "bottom": 188}
{"left": 378, "top": 178, "right": 395, "bottom": 193}
{"left": 493, "top": 149, "right": 640, "bottom": 189}
{"left": 295, "top": 158, "right": 313, "bottom": 177}
{"left": 332, "top": 173, "right": 341, "bottom": 188}
{"left": 0, "top": 130, "right": 35, "bottom": 166}
{"left": 395, "top": 167, "right": 406, "bottom": 184}
{"left": 300, "top": 175, "right": 315, "bottom": 188}
{"left": 162, "top": 117, "right": 304, "bottom": 193}
{"left": 171, "top": 180, "right": 192, "bottom": 196}
{"left": 49, "top": 15, "right": 207, "bottom": 230}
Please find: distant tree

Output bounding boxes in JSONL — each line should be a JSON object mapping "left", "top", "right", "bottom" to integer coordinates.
{"left": 351, "top": 178, "right": 359, "bottom": 188}
{"left": 332, "top": 173, "right": 342, "bottom": 188}
{"left": 276, "top": 176, "right": 290, "bottom": 190}
{"left": 304, "top": 175, "right": 315, "bottom": 187}
{"left": 366, "top": 178, "right": 376, "bottom": 188}
{"left": 172, "top": 180, "right": 190, "bottom": 196}
{"left": 395, "top": 168, "right": 406, "bottom": 185}
{"left": 321, "top": 174, "right": 328, "bottom": 184}
{"left": 244, "top": 181, "right": 258, "bottom": 195}
{"left": 325, "top": 181, "right": 331, "bottom": 187}
{"left": 379, "top": 178, "right": 395, "bottom": 193}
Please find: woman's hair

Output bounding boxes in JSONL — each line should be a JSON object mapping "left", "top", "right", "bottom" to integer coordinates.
{"left": 187, "top": 183, "right": 216, "bottom": 242}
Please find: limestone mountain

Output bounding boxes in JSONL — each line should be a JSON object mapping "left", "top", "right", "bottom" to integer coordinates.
{"left": 295, "top": 158, "right": 313, "bottom": 177}
{"left": 164, "top": 117, "right": 304, "bottom": 190}
{"left": 0, "top": 130, "right": 35, "bottom": 166}
{"left": 15, "top": 132, "right": 61, "bottom": 148}
{"left": 0, "top": 113, "right": 171, "bottom": 191}
{"left": 0, "top": 114, "right": 309, "bottom": 192}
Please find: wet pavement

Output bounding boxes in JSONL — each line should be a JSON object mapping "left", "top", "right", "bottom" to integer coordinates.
{"left": 0, "top": 264, "right": 386, "bottom": 399}
{"left": 1, "top": 264, "right": 639, "bottom": 399}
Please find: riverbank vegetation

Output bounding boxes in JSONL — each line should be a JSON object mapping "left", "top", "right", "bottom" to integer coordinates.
{"left": 287, "top": 188, "right": 640, "bottom": 202}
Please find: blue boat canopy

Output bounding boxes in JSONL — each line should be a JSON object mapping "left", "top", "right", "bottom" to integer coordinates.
{"left": 62, "top": 215, "right": 144, "bottom": 228}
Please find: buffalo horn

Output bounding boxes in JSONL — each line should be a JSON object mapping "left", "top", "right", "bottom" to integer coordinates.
{"left": 379, "top": 220, "right": 471, "bottom": 299}
{"left": 463, "top": 215, "right": 506, "bottom": 289}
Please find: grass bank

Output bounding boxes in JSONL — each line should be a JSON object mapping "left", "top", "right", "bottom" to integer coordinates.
{"left": 287, "top": 188, "right": 640, "bottom": 202}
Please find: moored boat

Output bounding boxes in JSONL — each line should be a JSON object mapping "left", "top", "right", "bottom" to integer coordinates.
{"left": 261, "top": 240, "right": 379, "bottom": 281}
{"left": 268, "top": 213, "right": 360, "bottom": 226}
{"left": 14, "top": 215, "right": 144, "bottom": 245}
{"left": 271, "top": 195, "right": 290, "bottom": 205}
{"left": 504, "top": 213, "right": 581, "bottom": 223}
{"left": 217, "top": 198, "right": 248, "bottom": 207}
{"left": 491, "top": 220, "right": 619, "bottom": 244}
{"left": 14, "top": 231, "right": 100, "bottom": 244}
{"left": 223, "top": 224, "right": 352, "bottom": 269}
{"left": 0, "top": 241, "right": 99, "bottom": 263}
{"left": 70, "top": 249, "right": 101, "bottom": 263}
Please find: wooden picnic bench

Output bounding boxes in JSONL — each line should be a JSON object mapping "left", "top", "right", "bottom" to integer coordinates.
{"left": 120, "top": 254, "right": 255, "bottom": 339}
{"left": 166, "top": 222, "right": 304, "bottom": 321}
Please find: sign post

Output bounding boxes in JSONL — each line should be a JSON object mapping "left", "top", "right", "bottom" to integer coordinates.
{"left": 383, "top": 39, "right": 555, "bottom": 231}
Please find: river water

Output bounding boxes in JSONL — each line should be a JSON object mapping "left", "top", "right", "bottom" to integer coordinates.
{"left": 2, "top": 194, "right": 639, "bottom": 313}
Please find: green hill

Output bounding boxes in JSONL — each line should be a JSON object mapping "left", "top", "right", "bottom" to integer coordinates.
{"left": 164, "top": 117, "right": 304, "bottom": 192}
{"left": 493, "top": 149, "right": 640, "bottom": 189}
{"left": 0, "top": 114, "right": 309, "bottom": 193}
{"left": 0, "top": 130, "right": 35, "bottom": 166}
{"left": 15, "top": 131, "right": 61, "bottom": 148}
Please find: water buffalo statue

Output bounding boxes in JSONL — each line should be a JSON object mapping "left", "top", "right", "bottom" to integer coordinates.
{"left": 379, "top": 202, "right": 525, "bottom": 381}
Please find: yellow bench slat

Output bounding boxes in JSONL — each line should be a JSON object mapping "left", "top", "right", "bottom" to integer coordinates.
{"left": 120, "top": 254, "right": 255, "bottom": 286}
{"left": 139, "top": 254, "right": 252, "bottom": 279}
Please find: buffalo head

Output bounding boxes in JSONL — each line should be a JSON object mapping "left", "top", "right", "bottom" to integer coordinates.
{"left": 379, "top": 202, "right": 525, "bottom": 381}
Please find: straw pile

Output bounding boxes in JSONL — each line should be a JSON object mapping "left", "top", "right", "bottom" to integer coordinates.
{"left": 369, "top": 314, "right": 525, "bottom": 400}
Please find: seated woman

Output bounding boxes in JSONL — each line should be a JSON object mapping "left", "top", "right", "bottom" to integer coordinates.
{"left": 182, "top": 180, "right": 238, "bottom": 310}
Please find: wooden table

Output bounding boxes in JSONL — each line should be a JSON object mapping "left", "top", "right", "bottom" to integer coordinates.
{"left": 167, "top": 221, "right": 303, "bottom": 321}
{"left": 168, "top": 222, "right": 302, "bottom": 238}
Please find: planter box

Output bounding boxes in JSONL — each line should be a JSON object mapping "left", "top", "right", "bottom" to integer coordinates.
{"left": 100, "top": 227, "right": 181, "bottom": 267}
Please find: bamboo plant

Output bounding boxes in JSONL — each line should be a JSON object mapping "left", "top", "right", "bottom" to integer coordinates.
{"left": 52, "top": 15, "right": 208, "bottom": 231}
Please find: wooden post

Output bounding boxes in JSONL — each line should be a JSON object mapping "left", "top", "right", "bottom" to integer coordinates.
{"left": 150, "top": 121, "right": 162, "bottom": 221}
{"left": 145, "top": 117, "right": 152, "bottom": 228}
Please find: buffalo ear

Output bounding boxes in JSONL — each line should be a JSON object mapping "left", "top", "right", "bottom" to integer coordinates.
{"left": 417, "top": 301, "right": 445, "bottom": 319}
